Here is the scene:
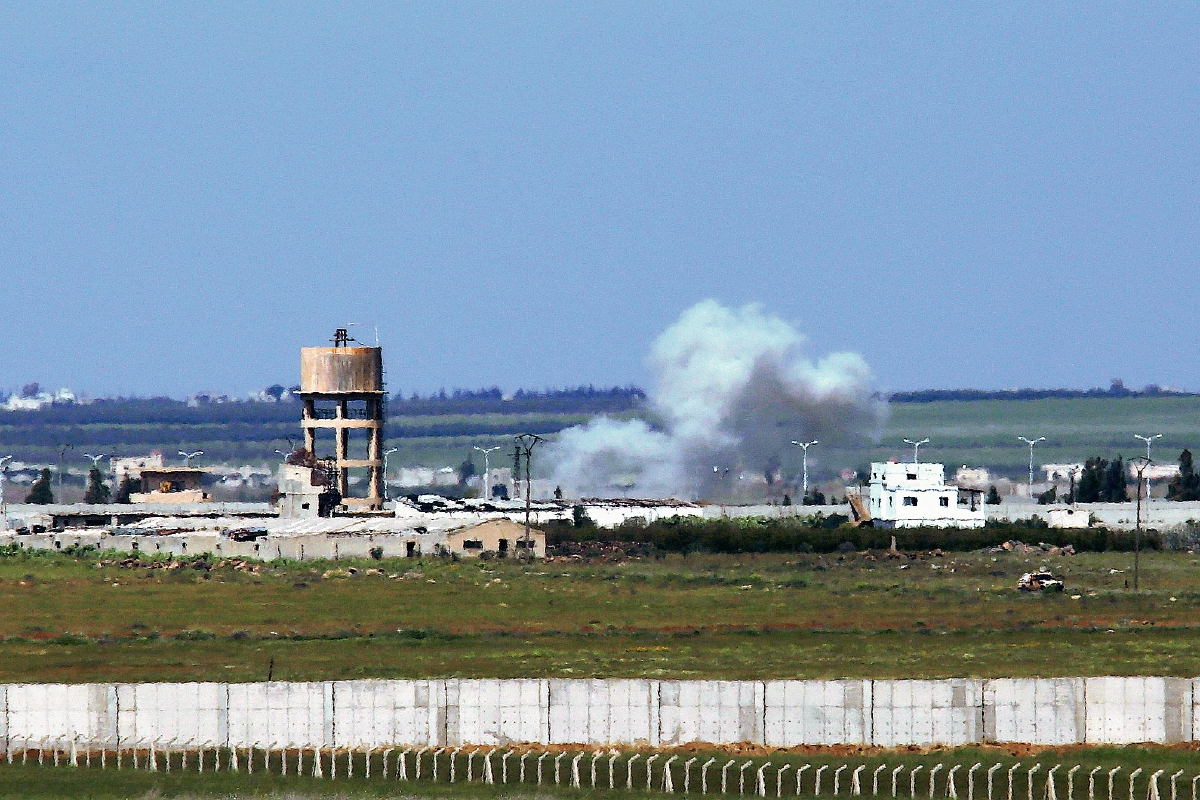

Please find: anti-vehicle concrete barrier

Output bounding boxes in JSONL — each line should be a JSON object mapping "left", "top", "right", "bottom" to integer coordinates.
{"left": 2, "top": 677, "right": 1200, "bottom": 750}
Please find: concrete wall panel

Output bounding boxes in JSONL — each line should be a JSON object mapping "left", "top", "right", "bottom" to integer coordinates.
{"left": 986, "top": 679, "right": 1083, "bottom": 745}
{"left": 1085, "top": 677, "right": 1191, "bottom": 744}
{"left": 658, "top": 680, "right": 762, "bottom": 746}
{"left": 549, "top": 679, "right": 654, "bottom": 745}
{"left": 116, "top": 683, "right": 226, "bottom": 747}
{"left": 872, "top": 680, "right": 982, "bottom": 747}
{"left": 6, "top": 684, "right": 116, "bottom": 747}
{"left": 227, "top": 681, "right": 331, "bottom": 748}
{"left": 330, "top": 680, "right": 449, "bottom": 747}
{"left": 764, "top": 680, "right": 872, "bottom": 746}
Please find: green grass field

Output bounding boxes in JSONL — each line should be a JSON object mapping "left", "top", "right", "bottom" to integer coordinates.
{"left": 2, "top": 744, "right": 1200, "bottom": 799}
{"left": 2, "top": 545, "right": 1200, "bottom": 683}
{"left": 876, "top": 396, "right": 1200, "bottom": 475}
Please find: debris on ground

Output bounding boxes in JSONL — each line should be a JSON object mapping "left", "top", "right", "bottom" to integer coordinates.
{"left": 990, "top": 540, "right": 1074, "bottom": 556}
{"left": 1018, "top": 570, "right": 1065, "bottom": 592}
{"left": 98, "top": 557, "right": 263, "bottom": 574}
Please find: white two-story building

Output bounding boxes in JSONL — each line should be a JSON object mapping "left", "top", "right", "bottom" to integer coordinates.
{"left": 867, "top": 461, "right": 986, "bottom": 528}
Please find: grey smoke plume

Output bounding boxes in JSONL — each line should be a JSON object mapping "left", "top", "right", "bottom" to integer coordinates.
{"left": 547, "top": 300, "right": 880, "bottom": 499}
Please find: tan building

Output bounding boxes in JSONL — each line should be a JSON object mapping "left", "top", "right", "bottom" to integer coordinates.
{"left": 445, "top": 518, "right": 545, "bottom": 558}
{"left": 130, "top": 467, "right": 210, "bottom": 504}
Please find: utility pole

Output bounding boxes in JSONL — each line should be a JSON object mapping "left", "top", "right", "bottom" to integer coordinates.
{"left": 1134, "top": 434, "right": 1162, "bottom": 503}
{"left": 0, "top": 455, "right": 11, "bottom": 530}
{"left": 1018, "top": 437, "right": 1046, "bottom": 500}
{"left": 1131, "top": 456, "right": 1151, "bottom": 591}
{"left": 473, "top": 445, "right": 501, "bottom": 501}
{"left": 790, "top": 440, "right": 818, "bottom": 501}
{"left": 514, "top": 434, "right": 544, "bottom": 555}
{"left": 903, "top": 438, "right": 930, "bottom": 464}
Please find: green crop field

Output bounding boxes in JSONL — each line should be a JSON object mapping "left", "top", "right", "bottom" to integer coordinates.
{"left": 2, "top": 544, "right": 1200, "bottom": 683}
{"left": 876, "top": 397, "right": 1200, "bottom": 477}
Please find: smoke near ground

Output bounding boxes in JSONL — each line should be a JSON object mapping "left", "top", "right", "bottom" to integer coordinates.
{"left": 547, "top": 300, "right": 881, "bottom": 499}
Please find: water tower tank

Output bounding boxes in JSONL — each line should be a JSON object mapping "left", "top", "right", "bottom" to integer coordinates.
{"left": 299, "top": 346, "right": 384, "bottom": 394}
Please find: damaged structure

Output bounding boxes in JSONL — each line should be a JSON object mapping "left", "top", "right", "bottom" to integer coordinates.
{"left": 867, "top": 461, "right": 986, "bottom": 528}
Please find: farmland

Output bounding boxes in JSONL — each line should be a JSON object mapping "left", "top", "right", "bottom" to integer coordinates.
{"left": 0, "top": 545, "right": 1198, "bottom": 684}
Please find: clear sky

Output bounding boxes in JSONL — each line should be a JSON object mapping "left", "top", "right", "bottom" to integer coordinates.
{"left": 2, "top": 4, "right": 1197, "bottom": 398}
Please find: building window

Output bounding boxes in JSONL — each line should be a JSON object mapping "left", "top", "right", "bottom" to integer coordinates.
{"left": 888, "top": 496, "right": 893, "bottom": 507}
{"left": 462, "top": 539, "right": 483, "bottom": 550}
{"left": 907, "top": 473, "right": 917, "bottom": 481}
{"left": 939, "top": 496, "right": 949, "bottom": 507}
{"left": 903, "top": 496, "right": 918, "bottom": 507}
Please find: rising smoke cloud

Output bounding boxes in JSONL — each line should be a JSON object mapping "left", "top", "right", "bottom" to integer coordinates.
{"left": 546, "top": 300, "right": 881, "bottom": 499}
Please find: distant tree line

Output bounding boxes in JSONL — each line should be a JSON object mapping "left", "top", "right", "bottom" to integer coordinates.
{"left": 887, "top": 380, "right": 1193, "bottom": 403}
{"left": 0, "top": 385, "right": 646, "bottom": 429}
{"left": 387, "top": 385, "right": 646, "bottom": 416}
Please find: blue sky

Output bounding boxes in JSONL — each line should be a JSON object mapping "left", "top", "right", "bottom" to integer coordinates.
{"left": 2, "top": 4, "right": 1197, "bottom": 397}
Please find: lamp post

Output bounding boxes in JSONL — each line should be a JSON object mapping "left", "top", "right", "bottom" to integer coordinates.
{"left": 473, "top": 446, "right": 501, "bottom": 501}
{"left": 1018, "top": 437, "right": 1045, "bottom": 500}
{"left": 790, "top": 440, "right": 818, "bottom": 501}
{"left": 178, "top": 451, "right": 203, "bottom": 467}
{"left": 1131, "top": 456, "right": 1151, "bottom": 591}
{"left": 903, "top": 438, "right": 929, "bottom": 464}
{"left": 1134, "top": 434, "right": 1162, "bottom": 503}
{"left": 83, "top": 453, "right": 111, "bottom": 503}
{"left": 0, "top": 455, "right": 11, "bottom": 530}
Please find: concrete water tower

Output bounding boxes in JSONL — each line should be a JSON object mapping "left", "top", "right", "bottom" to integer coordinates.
{"left": 299, "top": 329, "right": 386, "bottom": 509}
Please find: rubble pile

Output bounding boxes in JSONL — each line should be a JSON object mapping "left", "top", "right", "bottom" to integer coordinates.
{"left": 990, "top": 540, "right": 1075, "bottom": 556}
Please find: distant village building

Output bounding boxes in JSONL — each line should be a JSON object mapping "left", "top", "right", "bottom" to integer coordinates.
{"left": 1043, "top": 463, "right": 1083, "bottom": 482}
{"left": 1048, "top": 507, "right": 1089, "bottom": 528}
{"left": 867, "top": 461, "right": 986, "bottom": 528}
{"left": 111, "top": 453, "right": 165, "bottom": 482}
{"left": 1129, "top": 463, "right": 1180, "bottom": 481}
{"left": 130, "top": 467, "right": 210, "bottom": 504}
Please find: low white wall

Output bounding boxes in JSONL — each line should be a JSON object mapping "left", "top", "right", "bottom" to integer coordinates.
{"left": 1, "top": 677, "right": 1199, "bottom": 749}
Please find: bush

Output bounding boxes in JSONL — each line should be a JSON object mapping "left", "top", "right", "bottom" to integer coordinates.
{"left": 543, "top": 516, "right": 1158, "bottom": 554}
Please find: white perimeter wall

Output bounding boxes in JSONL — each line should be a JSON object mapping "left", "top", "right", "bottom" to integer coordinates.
{"left": 1, "top": 678, "right": 1198, "bottom": 749}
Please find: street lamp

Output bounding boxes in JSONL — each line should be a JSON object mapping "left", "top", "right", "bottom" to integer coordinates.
{"left": 1134, "top": 434, "right": 1163, "bottom": 503}
{"left": 473, "top": 446, "right": 501, "bottom": 500}
{"left": 0, "top": 455, "right": 11, "bottom": 530}
{"left": 1018, "top": 437, "right": 1046, "bottom": 500}
{"left": 383, "top": 447, "right": 398, "bottom": 500}
{"left": 1131, "top": 456, "right": 1152, "bottom": 591}
{"left": 179, "top": 450, "right": 203, "bottom": 467}
{"left": 903, "top": 438, "right": 930, "bottom": 464}
{"left": 713, "top": 466, "right": 731, "bottom": 516}
{"left": 83, "top": 453, "right": 111, "bottom": 503}
{"left": 790, "top": 440, "right": 818, "bottom": 501}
